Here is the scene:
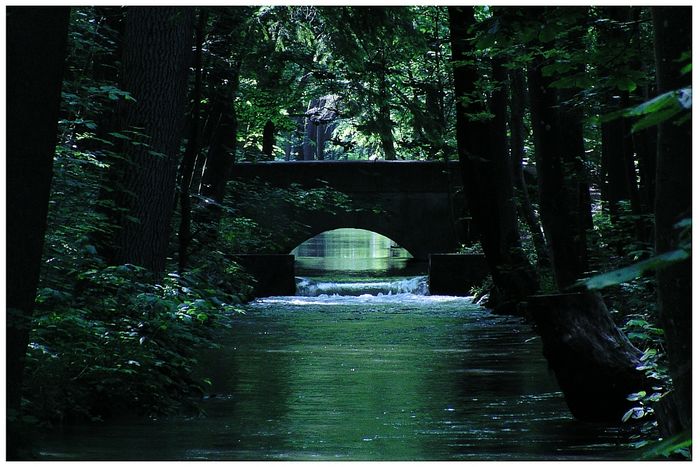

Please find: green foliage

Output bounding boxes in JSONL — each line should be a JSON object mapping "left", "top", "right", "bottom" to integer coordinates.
{"left": 639, "top": 431, "right": 692, "bottom": 460}
{"left": 25, "top": 266, "right": 242, "bottom": 425}
{"left": 229, "top": 6, "right": 456, "bottom": 161}
{"left": 27, "top": 9, "right": 256, "bottom": 426}
{"left": 578, "top": 248, "right": 689, "bottom": 290}
{"left": 221, "top": 178, "right": 354, "bottom": 252}
{"left": 579, "top": 216, "right": 690, "bottom": 291}
{"left": 468, "top": 275, "right": 493, "bottom": 304}
{"left": 625, "top": 87, "right": 691, "bottom": 132}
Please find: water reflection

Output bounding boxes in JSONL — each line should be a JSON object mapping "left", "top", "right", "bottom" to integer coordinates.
{"left": 35, "top": 295, "right": 638, "bottom": 460}
{"left": 292, "top": 228, "right": 413, "bottom": 276}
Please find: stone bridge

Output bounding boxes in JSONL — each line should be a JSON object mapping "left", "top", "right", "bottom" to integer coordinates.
{"left": 230, "top": 160, "right": 468, "bottom": 261}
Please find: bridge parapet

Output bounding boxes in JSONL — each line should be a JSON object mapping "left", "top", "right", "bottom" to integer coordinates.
{"left": 232, "top": 160, "right": 462, "bottom": 193}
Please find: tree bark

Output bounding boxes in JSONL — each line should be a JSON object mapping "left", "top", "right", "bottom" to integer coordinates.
{"left": 652, "top": 6, "right": 692, "bottom": 435}
{"left": 527, "top": 292, "right": 654, "bottom": 422}
{"left": 448, "top": 6, "right": 538, "bottom": 305}
{"left": 6, "top": 6, "right": 70, "bottom": 458}
{"left": 303, "top": 98, "right": 319, "bottom": 160}
{"left": 200, "top": 99, "right": 238, "bottom": 203}
{"left": 178, "top": 9, "right": 207, "bottom": 273}
{"left": 598, "top": 8, "right": 642, "bottom": 225}
{"left": 262, "top": 119, "right": 275, "bottom": 160}
{"left": 101, "top": 7, "right": 193, "bottom": 274}
{"left": 508, "top": 67, "right": 550, "bottom": 269}
{"left": 526, "top": 8, "right": 590, "bottom": 290}
{"left": 377, "top": 69, "right": 397, "bottom": 160}
{"left": 199, "top": 12, "right": 242, "bottom": 204}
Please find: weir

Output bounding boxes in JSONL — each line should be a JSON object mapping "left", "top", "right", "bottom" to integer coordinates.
{"left": 296, "top": 276, "right": 429, "bottom": 297}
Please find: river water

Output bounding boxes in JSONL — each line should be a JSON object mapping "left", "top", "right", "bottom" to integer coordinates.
{"left": 35, "top": 229, "right": 640, "bottom": 460}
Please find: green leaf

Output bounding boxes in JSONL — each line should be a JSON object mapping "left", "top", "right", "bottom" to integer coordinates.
{"left": 640, "top": 348, "right": 657, "bottom": 361}
{"left": 626, "top": 391, "right": 646, "bottom": 401}
{"left": 623, "top": 89, "right": 681, "bottom": 117}
{"left": 640, "top": 431, "right": 692, "bottom": 459}
{"left": 577, "top": 249, "right": 690, "bottom": 290}
{"left": 674, "top": 218, "right": 691, "bottom": 229}
{"left": 538, "top": 25, "right": 557, "bottom": 43}
{"left": 622, "top": 406, "right": 646, "bottom": 422}
{"left": 631, "top": 107, "right": 682, "bottom": 132}
{"left": 616, "top": 77, "right": 637, "bottom": 93}
{"left": 108, "top": 131, "right": 131, "bottom": 140}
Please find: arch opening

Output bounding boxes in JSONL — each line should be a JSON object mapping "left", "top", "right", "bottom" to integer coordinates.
{"left": 291, "top": 228, "right": 415, "bottom": 277}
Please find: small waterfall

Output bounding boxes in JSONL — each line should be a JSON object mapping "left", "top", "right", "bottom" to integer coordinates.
{"left": 296, "top": 276, "right": 429, "bottom": 297}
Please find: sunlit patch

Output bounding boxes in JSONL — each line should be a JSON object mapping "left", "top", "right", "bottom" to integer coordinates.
{"left": 291, "top": 228, "right": 413, "bottom": 275}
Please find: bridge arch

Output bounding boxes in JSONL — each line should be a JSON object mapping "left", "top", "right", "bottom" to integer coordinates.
{"left": 286, "top": 222, "right": 419, "bottom": 261}
{"left": 292, "top": 228, "right": 414, "bottom": 273}
{"left": 231, "top": 161, "right": 468, "bottom": 261}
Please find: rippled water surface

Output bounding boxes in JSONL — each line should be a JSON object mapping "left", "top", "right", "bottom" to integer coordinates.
{"left": 37, "top": 282, "right": 638, "bottom": 461}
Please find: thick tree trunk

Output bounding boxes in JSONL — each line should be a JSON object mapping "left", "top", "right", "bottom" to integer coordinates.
{"left": 599, "top": 7, "right": 646, "bottom": 242}
{"left": 652, "top": 6, "right": 692, "bottom": 435}
{"left": 102, "top": 7, "right": 193, "bottom": 274}
{"left": 527, "top": 292, "right": 654, "bottom": 422}
{"left": 508, "top": 67, "right": 550, "bottom": 269}
{"left": 558, "top": 80, "right": 592, "bottom": 270}
{"left": 448, "top": 6, "right": 538, "bottom": 305}
{"left": 527, "top": 20, "right": 589, "bottom": 290}
{"left": 6, "top": 6, "right": 70, "bottom": 458}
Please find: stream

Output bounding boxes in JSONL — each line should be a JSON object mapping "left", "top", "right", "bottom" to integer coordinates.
{"left": 35, "top": 229, "right": 639, "bottom": 460}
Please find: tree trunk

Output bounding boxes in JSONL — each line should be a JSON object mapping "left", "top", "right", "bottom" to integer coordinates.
{"left": 101, "top": 7, "right": 193, "bottom": 274}
{"left": 527, "top": 292, "right": 654, "bottom": 422}
{"left": 262, "top": 119, "right": 275, "bottom": 160}
{"left": 558, "top": 78, "right": 592, "bottom": 272}
{"left": 448, "top": 6, "right": 538, "bottom": 305}
{"left": 377, "top": 67, "right": 397, "bottom": 160}
{"left": 377, "top": 102, "right": 397, "bottom": 160}
{"left": 598, "top": 8, "right": 640, "bottom": 222}
{"left": 294, "top": 115, "right": 306, "bottom": 160}
{"left": 303, "top": 98, "right": 319, "bottom": 160}
{"left": 88, "top": 7, "right": 126, "bottom": 153}
{"left": 527, "top": 11, "right": 590, "bottom": 290}
{"left": 601, "top": 100, "right": 633, "bottom": 218}
{"left": 629, "top": 7, "right": 657, "bottom": 217}
{"left": 178, "top": 9, "right": 207, "bottom": 273}
{"left": 652, "top": 6, "right": 692, "bottom": 435}
{"left": 6, "top": 6, "right": 70, "bottom": 458}
{"left": 199, "top": 12, "right": 242, "bottom": 204}
{"left": 200, "top": 99, "right": 238, "bottom": 203}
{"left": 508, "top": 67, "right": 550, "bottom": 269}
{"left": 633, "top": 112, "right": 658, "bottom": 215}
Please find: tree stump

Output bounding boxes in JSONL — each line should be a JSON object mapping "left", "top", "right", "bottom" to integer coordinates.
{"left": 527, "top": 292, "right": 653, "bottom": 422}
